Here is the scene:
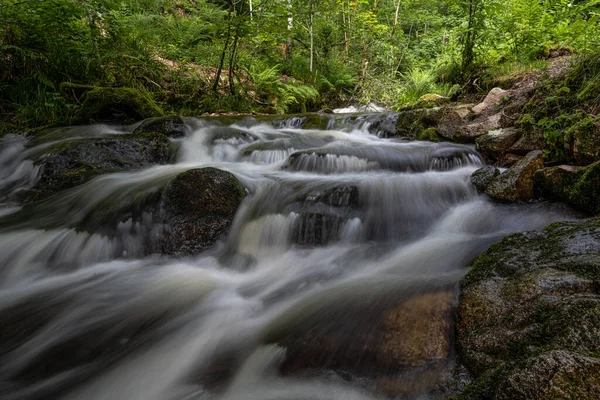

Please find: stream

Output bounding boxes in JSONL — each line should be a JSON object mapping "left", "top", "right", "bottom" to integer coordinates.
{"left": 0, "top": 112, "right": 578, "bottom": 399}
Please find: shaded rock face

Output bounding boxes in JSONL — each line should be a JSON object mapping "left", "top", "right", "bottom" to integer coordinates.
{"left": 565, "top": 115, "right": 600, "bottom": 165}
{"left": 470, "top": 166, "right": 500, "bottom": 193}
{"left": 534, "top": 162, "right": 600, "bottom": 215}
{"left": 274, "top": 290, "right": 456, "bottom": 397}
{"left": 133, "top": 116, "right": 189, "bottom": 138}
{"left": 456, "top": 218, "right": 600, "bottom": 399}
{"left": 475, "top": 128, "right": 521, "bottom": 163}
{"left": 485, "top": 150, "right": 544, "bottom": 201}
{"left": 72, "top": 87, "right": 164, "bottom": 124}
{"left": 160, "top": 168, "right": 247, "bottom": 255}
{"left": 26, "top": 132, "right": 174, "bottom": 203}
{"left": 439, "top": 112, "right": 502, "bottom": 143}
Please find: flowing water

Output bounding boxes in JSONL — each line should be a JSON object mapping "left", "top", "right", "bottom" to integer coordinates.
{"left": 0, "top": 113, "right": 578, "bottom": 399}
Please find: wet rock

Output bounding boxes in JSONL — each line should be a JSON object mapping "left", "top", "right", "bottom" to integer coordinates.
{"left": 25, "top": 132, "right": 174, "bottom": 203}
{"left": 475, "top": 128, "right": 521, "bottom": 163}
{"left": 456, "top": 218, "right": 600, "bottom": 398}
{"left": 485, "top": 150, "right": 544, "bottom": 201}
{"left": 470, "top": 166, "right": 500, "bottom": 193}
{"left": 276, "top": 290, "right": 455, "bottom": 379}
{"left": 161, "top": 168, "right": 247, "bottom": 255}
{"left": 497, "top": 152, "right": 523, "bottom": 168}
{"left": 472, "top": 88, "right": 511, "bottom": 114}
{"left": 534, "top": 162, "right": 600, "bottom": 215}
{"left": 565, "top": 115, "right": 600, "bottom": 165}
{"left": 133, "top": 116, "right": 189, "bottom": 138}
{"left": 72, "top": 86, "right": 164, "bottom": 124}
{"left": 395, "top": 108, "right": 443, "bottom": 139}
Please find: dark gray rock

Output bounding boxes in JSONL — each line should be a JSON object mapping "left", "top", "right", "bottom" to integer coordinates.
{"left": 470, "top": 166, "right": 500, "bottom": 193}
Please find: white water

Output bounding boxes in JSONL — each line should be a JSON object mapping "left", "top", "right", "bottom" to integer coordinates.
{"left": 0, "top": 114, "right": 577, "bottom": 400}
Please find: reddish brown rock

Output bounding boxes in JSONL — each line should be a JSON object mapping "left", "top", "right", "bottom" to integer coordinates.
{"left": 485, "top": 150, "right": 544, "bottom": 201}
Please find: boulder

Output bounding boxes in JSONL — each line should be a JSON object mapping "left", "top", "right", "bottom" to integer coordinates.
{"left": 72, "top": 87, "right": 164, "bottom": 124}
{"left": 161, "top": 168, "right": 247, "bottom": 255}
{"left": 485, "top": 150, "right": 544, "bottom": 201}
{"left": 25, "top": 132, "right": 174, "bottom": 203}
{"left": 276, "top": 290, "right": 455, "bottom": 378}
{"left": 475, "top": 128, "right": 522, "bottom": 163}
{"left": 565, "top": 115, "right": 600, "bottom": 165}
{"left": 470, "top": 166, "right": 500, "bottom": 193}
{"left": 534, "top": 162, "right": 600, "bottom": 215}
{"left": 509, "top": 130, "right": 547, "bottom": 155}
{"left": 456, "top": 218, "right": 600, "bottom": 399}
{"left": 439, "top": 113, "right": 502, "bottom": 143}
{"left": 497, "top": 152, "right": 523, "bottom": 168}
{"left": 472, "top": 88, "right": 511, "bottom": 114}
{"left": 133, "top": 116, "right": 189, "bottom": 138}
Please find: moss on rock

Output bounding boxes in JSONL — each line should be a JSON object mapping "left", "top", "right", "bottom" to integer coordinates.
{"left": 72, "top": 87, "right": 164, "bottom": 124}
{"left": 456, "top": 218, "right": 600, "bottom": 399}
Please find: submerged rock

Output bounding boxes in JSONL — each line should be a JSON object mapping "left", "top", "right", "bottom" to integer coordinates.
{"left": 485, "top": 150, "right": 544, "bottom": 201}
{"left": 273, "top": 290, "right": 455, "bottom": 397}
{"left": 535, "top": 162, "right": 600, "bottom": 215}
{"left": 470, "top": 166, "right": 500, "bottom": 193}
{"left": 456, "top": 218, "right": 600, "bottom": 399}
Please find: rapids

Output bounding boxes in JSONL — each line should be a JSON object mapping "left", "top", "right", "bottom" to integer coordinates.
{"left": 0, "top": 113, "right": 578, "bottom": 399}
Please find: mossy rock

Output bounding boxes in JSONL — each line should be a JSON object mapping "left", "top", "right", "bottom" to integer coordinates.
{"left": 133, "top": 116, "right": 189, "bottom": 138}
{"left": 485, "top": 150, "right": 544, "bottom": 201}
{"left": 470, "top": 166, "right": 500, "bottom": 193}
{"left": 395, "top": 108, "right": 443, "bottom": 139}
{"left": 72, "top": 87, "right": 164, "bottom": 124}
{"left": 456, "top": 218, "right": 600, "bottom": 398}
{"left": 564, "top": 114, "right": 600, "bottom": 165}
{"left": 161, "top": 168, "right": 247, "bottom": 255}
{"left": 401, "top": 94, "right": 450, "bottom": 111}
{"left": 534, "top": 162, "right": 600, "bottom": 215}
{"left": 417, "top": 127, "right": 443, "bottom": 142}
{"left": 23, "top": 132, "right": 174, "bottom": 203}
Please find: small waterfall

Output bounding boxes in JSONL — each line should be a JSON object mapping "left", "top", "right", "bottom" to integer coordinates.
{"left": 284, "top": 153, "right": 378, "bottom": 174}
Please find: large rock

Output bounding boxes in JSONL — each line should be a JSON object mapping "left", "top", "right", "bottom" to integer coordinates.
{"left": 534, "top": 162, "right": 600, "bottom": 215}
{"left": 25, "top": 132, "right": 174, "bottom": 203}
{"left": 565, "top": 115, "right": 600, "bottom": 165}
{"left": 72, "top": 86, "right": 164, "bottom": 124}
{"left": 485, "top": 150, "right": 544, "bottom": 201}
{"left": 472, "top": 88, "right": 511, "bottom": 114}
{"left": 475, "top": 128, "right": 522, "bottom": 163}
{"left": 274, "top": 290, "right": 455, "bottom": 394}
{"left": 470, "top": 166, "right": 500, "bottom": 193}
{"left": 456, "top": 218, "right": 600, "bottom": 399}
{"left": 133, "top": 116, "right": 189, "bottom": 138}
{"left": 161, "top": 168, "right": 247, "bottom": 255}
{"left": 438, "top": 113, "right": 502, "bottom": 143}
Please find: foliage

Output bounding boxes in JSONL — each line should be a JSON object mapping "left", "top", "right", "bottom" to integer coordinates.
{"left": 0, "top": 0, "right": 598, "bottom": 132}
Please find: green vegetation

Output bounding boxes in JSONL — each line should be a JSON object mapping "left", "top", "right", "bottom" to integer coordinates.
{"left": 1, "top": 0, "right": 599, "bottom": 133}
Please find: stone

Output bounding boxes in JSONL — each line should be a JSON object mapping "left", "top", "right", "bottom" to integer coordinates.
{"left": 497, "top": 152, "right": 523, "bottom": 168}
{"left": 133, "top": 116, "right": 189, "bottom": 138}
{"left": 470, "top": 166, "right": 500, "bottom": 193}
{"left": 439, "top": 113, "right": 502, "bottom": 143}
{"left": 275, "top": 290, "right": 455, "bottom": 378}
{"left": 509, "top": 130, "right": 547, "bottom": 155}
{"left": 24, "top": 132, "right": 174, "bottom": 203}
{"left": 534, "top": 162, "right": 600, "bottom": 215}
{"left": 472, "top": 88, "right": 511, "bottom": 114}
{"left": 485, "top": 150, "right": 544, "bottom": 201}
{"left": 72, "top": 87, "right": 164, "bottom": 124}
{"left": 565, "top": 115, "right": 600, "bottom": 165}
{"left": 456, "top": 218, "right": 600, "bottom": 398}
{"left": 161, "top": 168, "right": 247, "bottom": 255}
{"left": 475, "top": 128, "right": 522, "bottom": 163}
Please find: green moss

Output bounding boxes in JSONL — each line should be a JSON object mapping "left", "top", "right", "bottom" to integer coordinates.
{"left": 417, "top": 127, "right": 442, "bottom": 142}
{"left": 569, "top": 162, "right": 600, "bottom": 215}
{"left": 452, "top": 365, "right": 507, "bottom": 400}
{"left": 73, "top": 87, "right": 164, "bottom": 124}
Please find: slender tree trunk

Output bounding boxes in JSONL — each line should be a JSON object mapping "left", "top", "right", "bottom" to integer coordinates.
{"left": 286, "top": 0, "right": 293, "bottom": 61}
{"left": 228, "top": 21, "right": 241, "bottom": 95}
{"left": 309, "top": 0, "right": 314, "bottom": 76}
{"left": 213, "top": 8, "right": 233, "bottom": 93}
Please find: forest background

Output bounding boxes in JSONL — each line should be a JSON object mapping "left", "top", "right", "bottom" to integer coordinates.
{"left": 1, "top": 0, "right": 599, "bottom": 133}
